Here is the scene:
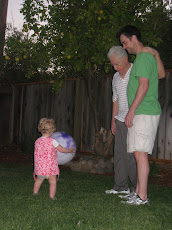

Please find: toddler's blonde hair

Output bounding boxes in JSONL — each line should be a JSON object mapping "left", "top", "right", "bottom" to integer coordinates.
{"left": 38, "top": 118, "right": 56, "bottom": 135}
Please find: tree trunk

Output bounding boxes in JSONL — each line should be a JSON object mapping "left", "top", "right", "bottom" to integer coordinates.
{"left": 0, "top": 0, "right": 8, "bottom": 77}
{"left": 84, "top": 66, "right": 114, "bottom": 156}
{"left": 94, "top": 127, "right": 114, "bottom": 156}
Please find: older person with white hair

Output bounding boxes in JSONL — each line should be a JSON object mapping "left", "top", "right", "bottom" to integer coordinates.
{"left": 105, "top": 46, "right": 137, "bottom": 195}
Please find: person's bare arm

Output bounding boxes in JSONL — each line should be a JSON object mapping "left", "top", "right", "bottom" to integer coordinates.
{"left": 125, "top": 77, "right": 149, "bottom": 128}
{"left": 56, "top": 145, "right": 75, "bottom": 154}
{"left": 111, "top": 99, "right": 118, "bottom": 135}
{"left": 143, "top": 47, "right": 165, "bottom": 79}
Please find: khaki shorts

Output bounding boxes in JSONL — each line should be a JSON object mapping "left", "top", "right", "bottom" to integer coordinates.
{"left": 127, "top": 114, "right": 160, "bottom": 155}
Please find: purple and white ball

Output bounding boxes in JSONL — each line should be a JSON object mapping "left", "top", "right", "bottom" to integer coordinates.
{"left": 51, "top": 132, "right": 76, "bottom": 165}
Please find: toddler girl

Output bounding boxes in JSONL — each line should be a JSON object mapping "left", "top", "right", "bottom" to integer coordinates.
{"left": 33, "top": 118, "right": 74, "bottom": 200}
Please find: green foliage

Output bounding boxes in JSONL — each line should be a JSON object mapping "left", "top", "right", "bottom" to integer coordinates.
{"left": 157, "top": 19, "right": 172, "bottom": 68}
{"left": 50, "top": 79, "right": 64, "bottom": 92}
{"left": 4, "top": 24, "right": 53, "bottom": 82}
{"left": 9, "top": 0, "right": 169, "bottom": 81}
{"left": 21, "top": 0, "right": 120, "bottom": 77}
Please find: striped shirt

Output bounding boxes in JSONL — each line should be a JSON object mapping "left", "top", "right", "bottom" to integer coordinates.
{"left": 112, "top": 64, "right": 132, "bottom": 122}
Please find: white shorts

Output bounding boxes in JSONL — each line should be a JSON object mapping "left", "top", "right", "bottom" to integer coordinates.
{"left": 37, "top": 175, "right": 49, "bottom": 180}
{"left": 127, "top": 114, "right": 160, "bottom": 155}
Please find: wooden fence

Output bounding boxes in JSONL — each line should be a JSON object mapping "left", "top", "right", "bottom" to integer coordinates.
{"left": 3, "top": 71, "right": 172, "bottom": 160}
{"left": 155, "top": 71, "right": 172, "bottom": 160}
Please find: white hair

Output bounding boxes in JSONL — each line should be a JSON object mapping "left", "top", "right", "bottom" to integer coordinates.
{"left": 107, "top": 46, "right": 128, "bottom": 60}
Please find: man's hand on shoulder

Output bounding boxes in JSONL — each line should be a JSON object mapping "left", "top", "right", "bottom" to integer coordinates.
{"left": 142, "top": 47, "right": 158, "bottom": 57}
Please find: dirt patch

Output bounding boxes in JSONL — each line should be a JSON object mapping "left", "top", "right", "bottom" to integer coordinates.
{"left": 0, "top": 144, "right": 33, "bottom": 165}
{"left": 148, "top": 167, "right": 172, "bottom": 188}
{"left": 0, "top": 144, "right": 171, "bottom": 188}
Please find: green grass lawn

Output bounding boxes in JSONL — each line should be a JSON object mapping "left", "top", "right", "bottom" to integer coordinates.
{"left": 0, "top": 163, "right": 171, "bottom": 230}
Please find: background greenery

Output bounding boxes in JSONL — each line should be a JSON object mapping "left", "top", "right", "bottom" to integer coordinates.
{"left": 0, "top": 163, "right": 171, "bottom": 230}
{"left": 3, "top": 0, "right": 172, "bottom": 84}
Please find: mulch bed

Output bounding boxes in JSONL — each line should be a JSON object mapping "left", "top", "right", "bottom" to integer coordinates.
{"left": 0, "top": 144, "right": 33, "bottom": 165}
{"left": 0, "top": 144, "right": 171, "bottom": 188}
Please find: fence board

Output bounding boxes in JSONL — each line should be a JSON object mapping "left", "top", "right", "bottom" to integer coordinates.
{"left": 0, "top": 90, "right": 12, "bottom": 146}
{"left": 165, "top": 73, "right": 172, "bottom": 160}
{"left": 155, "top": 77, "right": 166, "bottom": 159}
{"left": 7, "top": 71, "right": 172, "bottom": 160}
{"left": 51, "top": 80, "right": 76, "bottom": 136}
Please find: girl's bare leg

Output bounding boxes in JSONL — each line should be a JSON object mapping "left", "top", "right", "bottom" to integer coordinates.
{"left": 48, "top": 175, "right": 57, "bottom": 199}
{"left": 33, "top": 177, "right": 44, "bottom": 194}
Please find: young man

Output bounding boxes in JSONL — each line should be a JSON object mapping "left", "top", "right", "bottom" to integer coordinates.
{"left": 117, "top": 25, "right": 165, "bottom": 205}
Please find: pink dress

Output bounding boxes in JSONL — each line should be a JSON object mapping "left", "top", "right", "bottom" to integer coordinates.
{"left": 34, "top": 136, "right": 59, "bottom": 176}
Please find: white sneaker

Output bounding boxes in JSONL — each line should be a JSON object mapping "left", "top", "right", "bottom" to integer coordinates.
{"left": 118, "top": 191, "right": 137, "bottom": 200}
{"left": 121, "top": 195, "right": 150, "bottom": 205}
{"left": 105, "top": 188, "right": 130, "bottom": 195}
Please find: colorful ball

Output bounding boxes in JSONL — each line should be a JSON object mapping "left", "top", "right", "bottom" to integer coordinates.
{"left": 51, "top": 132, "right": 76, "bottom": 165}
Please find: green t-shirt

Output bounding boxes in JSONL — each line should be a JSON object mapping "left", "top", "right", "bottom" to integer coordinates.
{"left": 127, "top": 52, "right": 161, "bottom": 115}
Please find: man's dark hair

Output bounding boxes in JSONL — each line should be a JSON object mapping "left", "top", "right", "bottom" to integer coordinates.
{"left": 117, "top": 25, "right": 142, "bottom": 42}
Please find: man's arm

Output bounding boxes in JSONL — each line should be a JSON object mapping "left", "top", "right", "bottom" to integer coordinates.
{"left": 143, "top": 47, "right": 165, "bottom": 79}
{"left": 111, "top": 99, "right": 118, "bottom": 135}
{"left": 155, "top": 51, "right": 166, "bottom": 79}
{"left": 125, "top": 77, "right": 149, "bottom": 128}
